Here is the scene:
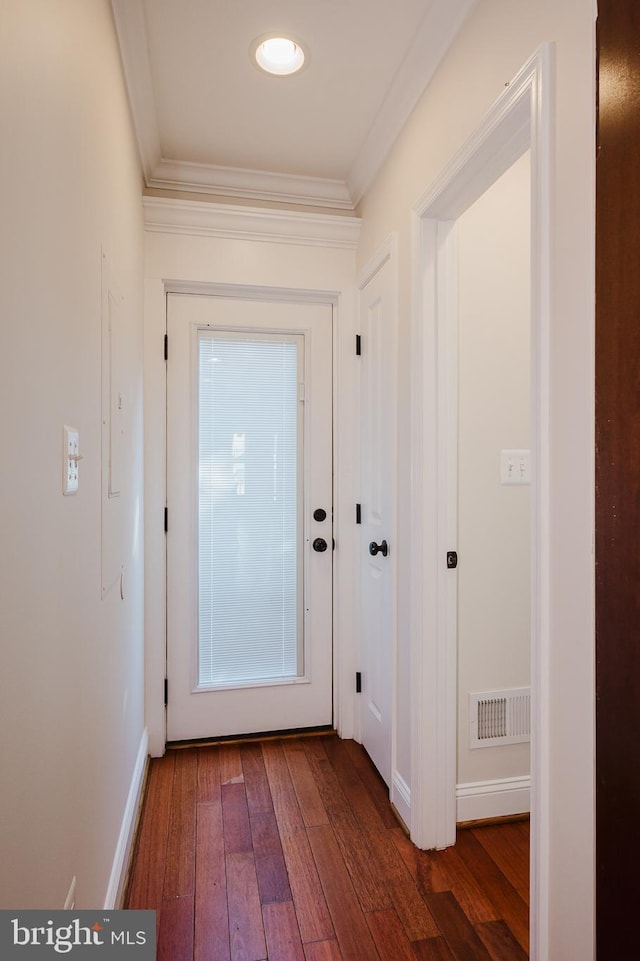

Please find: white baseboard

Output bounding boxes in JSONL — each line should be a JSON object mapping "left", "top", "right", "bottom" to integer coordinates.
{"left": 456, "top": 775, "right": 530, "bottom": 822}
{"left": 104, "top": 728, "right": 149, "bottom": 909}
{"left": 391, "top": 770, "right": 411, "bottom": 831}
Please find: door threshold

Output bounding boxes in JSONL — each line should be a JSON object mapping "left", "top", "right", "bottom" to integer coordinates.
{"left": 166, "top": 724, "right": 336, "bottom": 750}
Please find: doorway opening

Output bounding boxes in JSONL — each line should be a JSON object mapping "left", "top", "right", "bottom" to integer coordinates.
{"left": 455, "top": 152, "right": 531, "bottom": 823}
{"left": 409, "top": 46, "right": 552, "bottom": 961}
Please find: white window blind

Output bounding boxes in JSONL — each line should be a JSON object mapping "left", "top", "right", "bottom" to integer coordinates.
{"left": 198, "top": 330, "right": 303, "bottom": 686}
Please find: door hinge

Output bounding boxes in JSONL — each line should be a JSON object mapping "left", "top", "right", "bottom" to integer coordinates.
{"left": 356, "top": 671, "right": 362, "bottom": 694}
{"left": 356, "top": 334, "right": 362, "bottom": 356}
{"left": 356, "top": 503, "right": 361, "bottom": 525}
{"left": 164, "top": 678, "right": 168, "bottom": 706}
{"left": 164, "top": 507, "right": 168, "bottom": 533}
{"left": 446, "top": 550, "right": 458, "bottom": 569}
{"left": 164, "top": 333, "right": 168, "bottom": 361}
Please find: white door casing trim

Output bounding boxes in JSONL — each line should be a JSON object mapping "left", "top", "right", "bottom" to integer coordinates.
{"left": 145, "top": 279, "right": 357, "bottom": 754}
{"left": 410, "top": 45, "right": 553, "bottom": 961}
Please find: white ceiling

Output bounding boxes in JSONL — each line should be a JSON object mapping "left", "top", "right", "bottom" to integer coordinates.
{"left": 111, "top": 0, "right": 476, "bottom": 210}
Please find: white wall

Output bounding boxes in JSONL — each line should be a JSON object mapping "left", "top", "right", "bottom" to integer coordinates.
{"left": 356, "top": 0, "right": 595, "bottom": 957}
{"left": 457, "top": 152, "right": 531, "bottom": 786}
{"left": 0, "top": 0, "right": 145, "bottom": 909}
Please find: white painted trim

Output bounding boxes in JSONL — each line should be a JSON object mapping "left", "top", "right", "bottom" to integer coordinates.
{"left": 163, "top": 281, "right": 339, "bottom": 304}
{"left": 143, "top": 198, "right": 361, "bottom": 249}
{"left": 348, "top": 0, "right": 478, "bottom": 205}
{"left": 110, "top": 0, "right": 161, "bottom": 182}
{"left": 456, "top": 776, "right": 531, "bottom": 822}
{"left": 410, "top": 45, "right": 553, "bottom": 960}
{"left": 392, "top": 771, "right": 411, "bottom": 831}
{"left": 144, "top": 278, "right": 168, "bottom": 759}
{"left": 104, "top": 728, "right": 149, "bottom": 909}
{"left": 409, "top": 215, "right": 459, "bottom": 854}
{"left": 149, "top": 159, "right": 354, "bottom": 210}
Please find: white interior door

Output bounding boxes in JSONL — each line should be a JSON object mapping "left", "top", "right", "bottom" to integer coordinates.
{"left": 166, "top": 292, "right": 333, "bottom": 741}
{"left": 358, "top": 252, "right": 397, "bottom": 786}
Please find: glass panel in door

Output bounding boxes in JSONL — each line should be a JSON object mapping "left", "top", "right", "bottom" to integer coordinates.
{"left": 197, "top": 331, "right": 304, "bottom": 688}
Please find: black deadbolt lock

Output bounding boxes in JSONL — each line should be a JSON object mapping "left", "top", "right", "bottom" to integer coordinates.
{"left": 313, "top": 508, "right": 327, "bottom": 522}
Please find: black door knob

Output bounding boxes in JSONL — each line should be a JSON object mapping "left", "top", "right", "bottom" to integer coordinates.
{"left": 313, "top": 537, "right": 328, "bottom": 553}
{"left": 369, "top": 540, "right": 389, "bottom": 557}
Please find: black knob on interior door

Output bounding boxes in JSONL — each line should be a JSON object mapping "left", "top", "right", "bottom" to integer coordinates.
{"left": 369, "top": 540, "right": 389, "bottom": 557}
{"left": 313, "top": 537, "right": 328, "bottom": 553}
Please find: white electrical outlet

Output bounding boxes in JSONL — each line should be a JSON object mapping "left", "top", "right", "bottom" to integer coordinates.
{"left": 500, "top": 449, "right": 531, "bottom": 485}
{"left": 63, "top": 426, "right": 81, "bottom": 495}
{"left": 64, "top": 876, "right": 76, "bottom": 910}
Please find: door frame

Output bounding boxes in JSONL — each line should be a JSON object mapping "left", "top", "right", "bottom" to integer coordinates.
{"left": 409, "top": 45, "right": 552, "bottom": 960}
{"left": 145, "top": 279, "right": 357, "bottom": 752}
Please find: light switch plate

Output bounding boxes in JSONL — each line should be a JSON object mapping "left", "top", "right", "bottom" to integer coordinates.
{"left": 500, "top": 449, "right": 531, "bottom": 485}
{"left": 63, "top": 425, "right": 80, "bottom": 495}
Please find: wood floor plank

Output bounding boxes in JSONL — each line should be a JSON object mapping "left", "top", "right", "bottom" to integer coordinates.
{"left": 219, "top": 745, "right": 244, "bottom": 785}
{"left": 411, "top": 938, "right": 457, "bottom": 961}
{"left": 197, "top": 747, "right": 222, "bottom": 803}
{"left": 365, "top": 908, "right": 419, "bottom": 961}
{"left": 303, "top": 739, "right": 390, "bottom": 912}
{"left": 249, "top": 810, "right": 292, "bottom": 904}
{"left": 313, "top": 737, "right": 390, "bottom": 837}
{"left": 389, "top": 827, "right": 419, "bottom": 881}
{"left": 127, "top": 752, "right": 175, "bottom": 914}
{"left": 386, "top": 875, "right": 440, "bottom": 941}
{"left": 158, "top": 896, "right": 194, "bottom": 961}
{"left": 307, "top": 823, "right": 381, "bottom": 961}
{"left": 303, "top": 740, "right": 397, "bottom": 865}
{"left": 303, "top": 941, "right": 343, "bottom": 961}
{"left": 164, "top": 750, "right": 198, "bottom": 899}
{"left": 337, "top": 739, "right": 398, "bottom": 829}
{"left": 454, "top": 830, "right": 529, "bottom": 953}
{"left": 241, "top": 743, "right": 274, "bottom": 816}
{"left": 283, "top": 740, "right": 330, "bottom": 827}
{"left": 280, "top": 828, "right": 335, "bottom": 944}
{"left": 471, "top": 824, "right": 530, "bottom": 904}
{"left": 222, "top": 782, "right": 253, "bottom": 855}
{"left": 262, "top": 901, "right": 305, "bottom": 961}
{"left": 474, "top": 920, "right": 529, "bottom": 961}
{"left": 194, "top": 801, "right": 229, "bottom": 961}
{"left": 226, "top": 852, "right": 267, "bottom": 961}
{"left": 423, "top": 891, "right": 494, "bottom": 961}
{"left": 417, "top": 846, "right": 500, "bottom": 923}
{"left": 261, "top": 741, "right": 306, "bottom": 837}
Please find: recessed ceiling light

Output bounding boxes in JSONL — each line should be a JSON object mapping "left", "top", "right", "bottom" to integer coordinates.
{"left": 252, "top": 35, "right": 307, "bottom": 76}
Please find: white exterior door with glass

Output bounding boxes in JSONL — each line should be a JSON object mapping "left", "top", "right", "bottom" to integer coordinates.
{"left": 166, "top": 292, "right": 333, "bottom": 741}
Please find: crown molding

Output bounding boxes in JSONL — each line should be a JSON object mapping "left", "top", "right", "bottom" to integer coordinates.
{"left": 143, "top": 197, "right": 362, "bottom": 249}
{"left": 110, "top": 0, "right": 161, "bottom": 181}
{"left": 149, "top": 159, "right": 354, "bottom": 210}
{"left": 113, "top": 0, "right": 475, "bottom": 210}
{"left": 347, "top": 0, "right": 479, "bottom": 205}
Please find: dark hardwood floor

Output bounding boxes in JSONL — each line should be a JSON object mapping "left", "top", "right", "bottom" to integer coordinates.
{"left": 126, "top": 735, "right": 529, "bottom": 961}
